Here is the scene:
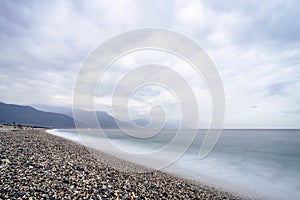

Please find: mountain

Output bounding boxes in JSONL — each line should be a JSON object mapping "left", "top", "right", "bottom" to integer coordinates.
{"left": 1, "top": 102, "right": 182, "bottom": 129}
{"left": 32, "top": 104, "right": 73, "bottom": 117}
{"left": 32, "top": 104, "right": 181, "bottom": 129}
{"left": 0, "top": 102, "right": 130, "bottom": 129}
{"left": 133, "top": 118, "right": 151, "bottom": 127}
{"left": 71, "top": 109, "right": 130, "bottom": 129}
{"left": 33, "top": 104, "right": 132, "bottom": 129}
{"left": 96, "top": 111, "right": 121, "bottom": 128}
{"left": 0, "top": 102, "right": 75, "bottom": 128}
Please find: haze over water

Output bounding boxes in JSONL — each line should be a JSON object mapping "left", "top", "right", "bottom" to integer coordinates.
{"left": 48, "top": 129, "right": 300, "bottom": 200}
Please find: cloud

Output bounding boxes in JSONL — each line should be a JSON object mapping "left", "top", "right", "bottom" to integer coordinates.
{"left": 0, "top": 0, "right": 300, "bottom": 128}
{"left": 267, "top": 81, "right": 297, "bottom": 96}
{"left": 283, "top": 109, "right": 300, "bottom": 114}
{"left": 249, "top": 105, "right": 259, "bottom": 109}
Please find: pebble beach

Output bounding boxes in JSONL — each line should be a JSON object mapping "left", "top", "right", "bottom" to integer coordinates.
{"left": 0, "top": 129, "right": 248, "bottom": 199}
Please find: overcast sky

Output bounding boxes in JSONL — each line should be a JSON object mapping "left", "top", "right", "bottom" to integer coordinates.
{"left": 0, "top": 0, "right": 299, "bottom": 128}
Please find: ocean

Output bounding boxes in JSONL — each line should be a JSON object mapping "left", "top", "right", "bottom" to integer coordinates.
{"left": 47, "top": 129, "right": 300, "bottom": 200}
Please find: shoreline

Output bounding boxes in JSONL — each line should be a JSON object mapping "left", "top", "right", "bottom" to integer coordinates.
{"left": 1, "top": 129, "right": 249, "bottom": 199}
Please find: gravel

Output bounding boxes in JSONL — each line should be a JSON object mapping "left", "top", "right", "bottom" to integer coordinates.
{"left": 0, "top": 129, "right": 249, "bottom": 199}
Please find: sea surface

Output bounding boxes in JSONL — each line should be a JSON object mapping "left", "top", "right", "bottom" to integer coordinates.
{"left": 47, "top": 129, "right": 300, "bottom": 200}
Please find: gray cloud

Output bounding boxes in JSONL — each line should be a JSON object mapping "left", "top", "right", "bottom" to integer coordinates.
{"left": 267, "top": 81, "right": 297, "bottom": 96}
{"left": 283, "top": 109, "right": 300, "bottom": 114}
{"left": 201, "top": 0, "right": 300, "bottom": 46}
{"left": 249, "top": 105, "right": 259, "bottom": 109}
{"left": 0, "top": 0, "right": 300, "bottom": 128}
{"left": 0, "top": 1, "right": 34, "bottom": 37}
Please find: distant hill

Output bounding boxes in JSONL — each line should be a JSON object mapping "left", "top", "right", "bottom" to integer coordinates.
{"left": 0, "top": 102, "right": 130, "bottom": 129}
{"left": 32, "top": 104, "right": 131, "bottom": 129}
{"left": 72, "top": 109, "right": 130, "bottom": 129}
{"left": 0, "top": 102, "right": 75, "bottom": 128}
{"left": 1, "top": 102, "right": 183, "bottom": 129}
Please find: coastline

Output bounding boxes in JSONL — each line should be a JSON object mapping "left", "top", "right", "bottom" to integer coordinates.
{"left": 0, "top": 129, "right": 249, "bottom": 199}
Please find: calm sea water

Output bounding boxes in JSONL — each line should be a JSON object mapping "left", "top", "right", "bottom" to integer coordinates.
{"left": 47, "top": 129, "right": 300, "bottom": 200}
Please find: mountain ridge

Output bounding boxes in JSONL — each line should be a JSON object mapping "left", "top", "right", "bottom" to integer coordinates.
{"left": 0, "top": 102, "right": 75, "bottom": 128}
{"left": 0, "top": 102, "right": 128, "bottom": 129}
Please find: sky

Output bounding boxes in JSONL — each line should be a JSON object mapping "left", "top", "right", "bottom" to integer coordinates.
{"left": 0, "top": 0, "right": 299, "bottom": 128}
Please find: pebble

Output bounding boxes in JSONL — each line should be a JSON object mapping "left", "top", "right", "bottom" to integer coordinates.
{"left": 1, "top": 158, "right": 11, "bottom": 164}
{"left": 0, "top": 129, "right": 250, "bottom": 200}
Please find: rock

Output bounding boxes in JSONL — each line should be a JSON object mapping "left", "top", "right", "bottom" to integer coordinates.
{"left": 1, "top": 158, "right": 11, "bottom": 165}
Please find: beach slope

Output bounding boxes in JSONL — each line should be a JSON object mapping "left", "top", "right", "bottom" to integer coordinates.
{"left": 0, "top": 129, "right": 246, "bottom": 199}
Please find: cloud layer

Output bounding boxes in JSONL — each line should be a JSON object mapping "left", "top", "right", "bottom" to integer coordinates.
{"left": 0, "top": 0, "right": 299, "bottom": 128}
